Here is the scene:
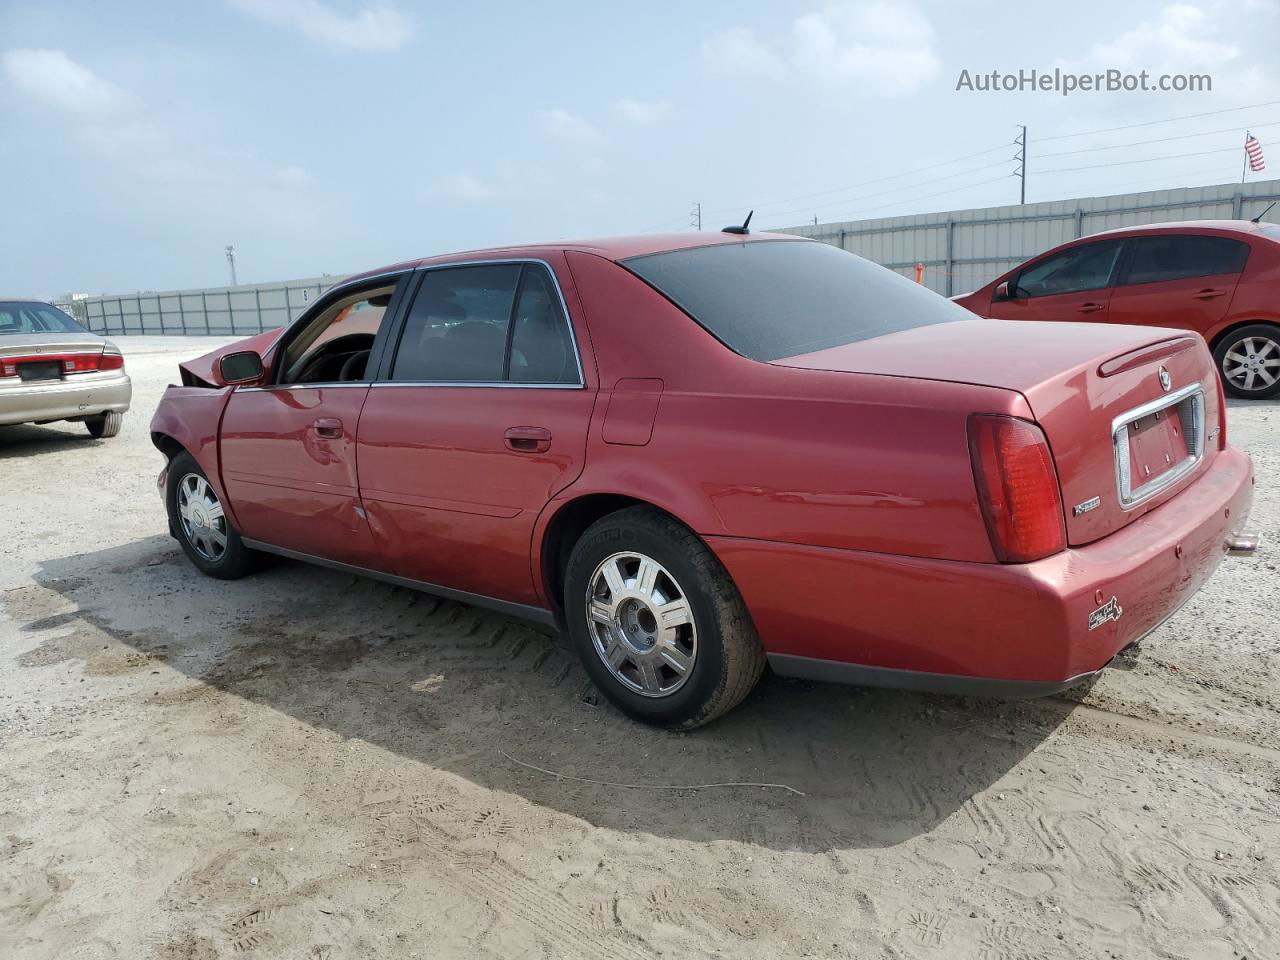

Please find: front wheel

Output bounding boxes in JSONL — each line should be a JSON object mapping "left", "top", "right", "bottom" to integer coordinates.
{"left": 564, "top": 507, "right": 765, "bottom": 730}
{"left": 1213, "top": 323, "right": 1280, "bottom": 400}
{"left": 166, "top": 452, "right": 260, "bottom": 579}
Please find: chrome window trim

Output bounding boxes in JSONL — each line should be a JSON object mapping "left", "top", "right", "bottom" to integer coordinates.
{"left": 1111, "top": 381, "right": 1205, "bottom": 511}
{"left": 235, "top": 382, "right": 371, "bottom": 393}
{"left": 387, "top": 257, "right": 587, "bottom": 389}
{"left": 370, "top": 381, "right": 582, "bottom": 391}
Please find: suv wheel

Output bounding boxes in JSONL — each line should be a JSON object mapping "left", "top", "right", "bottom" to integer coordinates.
{"left": 1214, "top": 324, "right": 1280, "bottom": 399}
{"left": 166, "top": 452, "right": 260, "bottom": 579}
{"left": 564, "top": 507, "right": 765, "bottom": 729}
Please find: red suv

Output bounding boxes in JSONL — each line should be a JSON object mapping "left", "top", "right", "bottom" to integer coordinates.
{"left": 953, "top": 220, "right": 1280, "bottom": 399}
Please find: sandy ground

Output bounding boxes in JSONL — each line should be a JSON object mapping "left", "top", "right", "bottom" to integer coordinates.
{"left": 1, "top": 336, "right": 1278, "bottom": 960}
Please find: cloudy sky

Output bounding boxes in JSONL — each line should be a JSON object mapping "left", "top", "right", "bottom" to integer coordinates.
{"left": 2, "top": 0, "right": 1278, "bottom": 296}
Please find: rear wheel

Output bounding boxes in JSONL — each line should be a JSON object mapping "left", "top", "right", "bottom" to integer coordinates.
{"left": 1213, "top": 323, "right": 1280, "bottom": 400}
{"left": 166, "top": 452, "right": 259, "bottom": 579}
{"left": 564, "top": 507, "right": 765, "bottom": 729}
{"left": 85, "top": 411, "right": 123, "bottom": 438}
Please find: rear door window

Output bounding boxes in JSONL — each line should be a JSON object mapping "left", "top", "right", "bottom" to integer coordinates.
{"left": 389, "top": 263, "right": 580, "bottom": 383}
{"left": 1120, "top": 235, "right": 1250, "bottom": 286}
{"left": 1013, "top": 240, "right": 1124, "bottom": 299}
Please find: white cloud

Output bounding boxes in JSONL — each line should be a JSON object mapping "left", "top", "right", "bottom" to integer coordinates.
{"left": 539, "top": 108, "right": 608, "bottom": 146}
{"left": 1090, "top": 3, "right": 1237, "bottom": 69}
{"left": 613, "top": 97, "right": 672, "bottom": 126}
{"left": 791, "top": 1, "right": 939, "bottom": 94}
{"left": 0, "top": 48, "right": 131, "bottom": 115}
{"left": 702, "top": 1, "right": 940, "bottom": 95}
{"left": 228, "top": 0, "right": 411, "bottom": 52}
{"left": 702, "top": 26, "right": 786, "bottom": 79}
{"left": 439, "top": 173, "right": 496, "bottom": 201}
{"left": 1, "top": 48, "right": 317, "bottom": 230}
{"left": 1067, "top": 1, "right": 1277, "bottom": 99}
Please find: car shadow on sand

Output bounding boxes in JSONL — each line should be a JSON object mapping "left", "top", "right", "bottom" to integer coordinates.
{"left": 26, "top": 535, "right": 1070, "bottom": 853}
{"left": 0, "top": 423, "right": 101, "bottom": 457}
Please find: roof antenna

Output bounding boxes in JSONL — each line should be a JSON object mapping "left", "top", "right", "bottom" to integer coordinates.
{"left": 722, "top": 210, "right": 754, "bottom": 235}
{"left": 1250, "top": 200, "right": 1277, "bottom": 223}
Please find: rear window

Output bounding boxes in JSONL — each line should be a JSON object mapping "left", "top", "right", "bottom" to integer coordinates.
{"left": 621, "top": 239, "right": 967, "bottom": 362}
{"left": 1121, "top": 235, "right": 1249, "bottom": 286}
{"left": 0, "top": 301, "right": 85, "bottom": 334}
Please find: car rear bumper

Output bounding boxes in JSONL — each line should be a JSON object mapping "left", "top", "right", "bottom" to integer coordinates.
{"left": 0, "top": 373, "right": 132, "bottom": 426}
{"left": 709, "top": 445, "right": 1256, "bottom": 696}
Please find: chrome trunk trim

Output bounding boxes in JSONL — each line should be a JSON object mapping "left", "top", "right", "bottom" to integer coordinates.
{"left": 1111, "top": 381, "right": 1204, "bottom": 511}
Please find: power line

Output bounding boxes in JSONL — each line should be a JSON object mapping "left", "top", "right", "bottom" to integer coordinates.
{"left": 1034, "top": 119, "right": 1280, "bottom": 158}
{"left": 699, "top": 142, "right": 1014, "bottom": 218}
{"left": 754, "top": 157, "right": 1017, "bottom": 223}
{"left": 1036, "top": 144, "right": 1247, "bottom": 175}
{"left": 1037, "top": 99, "right": 1280, "bottom": 142}
{"left": 761, "top": 172, "right": 1013, "bottom": 229}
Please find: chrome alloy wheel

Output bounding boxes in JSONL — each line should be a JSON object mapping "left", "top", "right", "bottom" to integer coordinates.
{"left": 586, "top": 551, "right": 697, "bottom": 698}
{"left": 1222, "top": 335, "right": 1280, "bottom": 393}
{"left": 177, "top": 473, "right": 228, "bottom": 562}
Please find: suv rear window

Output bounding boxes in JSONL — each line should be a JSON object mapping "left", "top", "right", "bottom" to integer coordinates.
{"left": 622, "top": 239, "right": 967, "bottom": 362}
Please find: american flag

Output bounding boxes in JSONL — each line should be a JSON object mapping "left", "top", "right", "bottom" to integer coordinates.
{"left": 1245, "top": 133, "right": 1266, "bottom": 172}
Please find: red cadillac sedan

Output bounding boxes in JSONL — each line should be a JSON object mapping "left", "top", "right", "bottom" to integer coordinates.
{"left": 952, "top": 220, "right": 1280, "bottom": 400}
{"left": 151, "top": 230, "right": 1259, "bottom": 728}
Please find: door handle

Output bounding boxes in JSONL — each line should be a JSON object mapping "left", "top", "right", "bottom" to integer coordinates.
{"left": 504, "top": 426, "right": 552, "bottom": 453}
{"left": 1076, "top": 302, "right": 1105, "bottom": 314}
{"left": 1194, "top": 288, "right": 1226, "bottom": 300}
{"left": 313, "top": 417, "right": 343, "bottom": 439}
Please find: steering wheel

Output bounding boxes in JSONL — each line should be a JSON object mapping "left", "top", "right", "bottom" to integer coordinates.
{"left": 338, "top": 350, "right": 370, "bottom": 382}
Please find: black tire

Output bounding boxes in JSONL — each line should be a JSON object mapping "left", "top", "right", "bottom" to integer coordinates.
{"left": 85, "top": 410, "right": 124, "bottom": 438}
{"left": 166, "top": 452, "right": 260, "bottom": 580}
{"left": 1213, "top": 323, "right": 1280, "bottom": 400}
{"left": 564, "top": 506, "right": 765, "bottom": 730}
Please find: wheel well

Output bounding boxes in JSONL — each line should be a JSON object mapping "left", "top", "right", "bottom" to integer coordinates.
{"left": 540, "top": 494, "right": 673, "bottom": 626}
{"left": 1209, "top": 318, "right": 1280, "bottom": 352}
{"left": 151, "top": 431, "right": 186, "bottom": 461}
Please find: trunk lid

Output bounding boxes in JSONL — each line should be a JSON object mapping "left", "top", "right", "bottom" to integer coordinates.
{"left": 774, "top": 318, "right": 1221, "bottom": 545}
{"left": 0, "top": 332, "right": 107, "bottom": 356}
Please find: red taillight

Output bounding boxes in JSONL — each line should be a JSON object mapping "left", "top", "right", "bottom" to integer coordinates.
{"left": 968, "top": 415, "right": 1066, "bottom": 563}
{"left": 0, "top": 350, "right": 124, "bottom": 377}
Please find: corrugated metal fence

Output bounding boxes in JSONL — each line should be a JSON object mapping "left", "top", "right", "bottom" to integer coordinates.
{"left": 776, "top": 178, "right": 1280, "bottom": 296}
{"left": 66, "top": 178, "right": 1280, "bottom": 334}
{"left": 70, "top": 274, "right": 344, "bottom": 336}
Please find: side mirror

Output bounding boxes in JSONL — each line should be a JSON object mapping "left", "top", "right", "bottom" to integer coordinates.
{"left": 219, "top": 350, "right": 264, "bottom": 385}
{"left": 994, "top": 280, "right": 1013, "bottom": 301}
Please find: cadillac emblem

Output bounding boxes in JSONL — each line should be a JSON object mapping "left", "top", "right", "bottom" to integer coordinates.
{"left": 1158, "top": 366, "right": 1172, "bottom": 392}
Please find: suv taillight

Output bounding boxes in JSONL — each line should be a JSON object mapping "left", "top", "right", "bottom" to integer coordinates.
{"left": 968, "top": 415, "right": 1066, "bottom": 563}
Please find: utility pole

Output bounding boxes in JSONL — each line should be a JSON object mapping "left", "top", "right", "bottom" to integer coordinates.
{"left": 690, "top": 202, "right": 702, "bottom": 231}
{"left": 225, "top": 245, "right": 238, "bottom": 286}
{"left": 1014, "top": 125, "right": 1027, "bottom": 204}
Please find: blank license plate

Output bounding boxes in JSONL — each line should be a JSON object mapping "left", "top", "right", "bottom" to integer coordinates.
{"left": 1126, "top": 408, "right": 1190, "bottom": 486}
{"left": 17, "top": 361, "right": 62, "bottom": 381}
